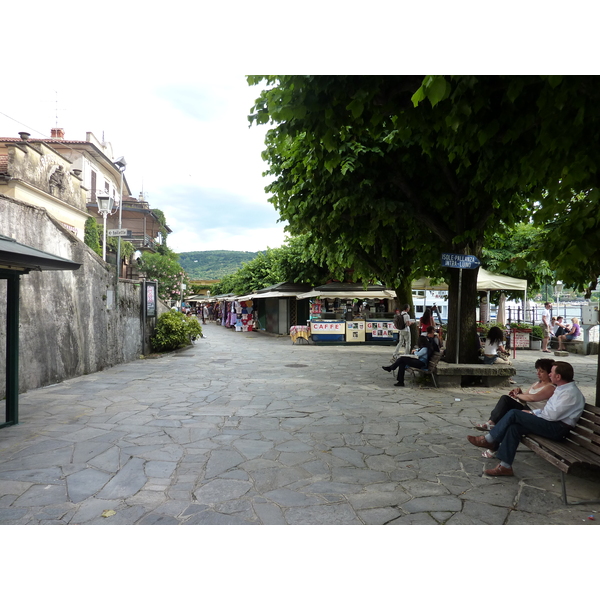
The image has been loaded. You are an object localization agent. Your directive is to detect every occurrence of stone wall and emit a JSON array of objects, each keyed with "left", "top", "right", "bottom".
[{"left": 0, "top": 195, "right": 167, "bottom": 395}]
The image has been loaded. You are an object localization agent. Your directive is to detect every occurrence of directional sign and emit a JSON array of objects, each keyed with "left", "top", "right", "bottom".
[
  {"left": 107, "top": 229, "right": 128, "bottom": 237},
  {"left": 441, "top": 253, "right": 481, "bottom": 269}
]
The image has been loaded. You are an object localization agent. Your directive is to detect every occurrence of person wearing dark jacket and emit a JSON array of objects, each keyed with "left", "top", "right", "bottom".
[{"left": 382, "top": 326, "right": 440, "bottom": 387}]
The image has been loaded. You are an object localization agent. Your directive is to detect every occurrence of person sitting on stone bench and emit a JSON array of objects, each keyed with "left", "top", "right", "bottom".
[
  {"left": 557, "top": 317, "right": 581, "bottom": 351},
  {"left": 482, "top": 326, "right": 510, "bottom": 365},
  {"left": 466, "top": 361, "right": 585, "bottom": 477},
  {"left": 550, "top": 316, "right": 567, "bottom": 348},
  {"left": 382, "top": 326, "right": 440, "bottom": 387}
]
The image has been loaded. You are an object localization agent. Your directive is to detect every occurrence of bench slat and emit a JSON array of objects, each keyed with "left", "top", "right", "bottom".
[
  {"left": 524, "top": 435, "right": 590, "bottom": 465},
  {"left": 565, "top": 434, "right": 600, "bottom": 459},
  {"left": 578, "top": 412, "right": 600, "bottom": 429},
  {"left": 521, "top": 439, "right": 571, "bottom": 473},
  {"left": 582, "top": 404, "right": 600, "bottom": 417},
  {"left": 523, "top": 435, "right": 600, "bottom": 470},
  {"left": 570, "top": 425, "right": 600, "bottom": 449}
]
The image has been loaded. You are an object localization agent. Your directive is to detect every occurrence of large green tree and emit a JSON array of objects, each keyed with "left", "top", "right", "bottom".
[
  {"left": 249, "top": 76, "right": 536, "bottom": 362},
  {"left": 482, "top": 222, "right": 554, "bottom": 300},
  {"left": 260, "top": 121, "right": 444, "bottom": 306}
]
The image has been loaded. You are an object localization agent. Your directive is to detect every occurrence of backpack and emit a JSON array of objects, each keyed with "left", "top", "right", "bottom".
[{"left": 395, "top": 313, "right": 407, "bottom": 330}]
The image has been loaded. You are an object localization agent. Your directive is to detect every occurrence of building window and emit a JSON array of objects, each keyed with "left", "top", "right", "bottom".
[{"left": 91, "top": 170, "right": 97, "bottom": 201}]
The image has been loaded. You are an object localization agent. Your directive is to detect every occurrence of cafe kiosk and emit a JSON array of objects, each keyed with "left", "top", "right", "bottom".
[{"left": 297, "top": 283, "right": 398, "bottom": 345}]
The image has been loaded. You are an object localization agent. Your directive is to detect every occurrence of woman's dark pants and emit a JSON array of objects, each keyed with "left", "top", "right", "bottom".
[{"left": 490, "top": 395, "right": 526, "bottom": 424}]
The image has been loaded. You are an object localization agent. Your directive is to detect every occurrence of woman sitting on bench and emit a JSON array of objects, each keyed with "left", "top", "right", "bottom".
[
  {"left": 482, "top": 326, "right": 510, "bottom": 364},
  {"left": 557, "top": 317, "right": 581, "bottom": 351},
  {"left": 382, "top": 326, "right": 440, "bottom": 387},
  {"left": 473, "top": 358, "right": 556, "bottom": 455}
]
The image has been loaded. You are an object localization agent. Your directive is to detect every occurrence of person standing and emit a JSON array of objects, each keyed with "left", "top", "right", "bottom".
[
  {"left": 541, "top": 301, "right": 552, "bottom": 353},
  {"left": 392, "top": 304, "right": 413, "bottom": 358},
  {"left": 419, "top": 307, "right": 437, "bottom": 336},
  {"left": 466, "top": 361, "right": 585, "bottom": 476}
]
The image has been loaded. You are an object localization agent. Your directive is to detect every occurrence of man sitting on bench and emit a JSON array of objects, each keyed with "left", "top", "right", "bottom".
[
  {"left": 382, "top": 326, "right": 440, "bottom": 387},
  {"left": 466, "top": 361, "right": 585, "bottom": 476}
]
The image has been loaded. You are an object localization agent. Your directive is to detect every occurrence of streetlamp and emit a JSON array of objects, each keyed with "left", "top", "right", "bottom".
[
  {"left": 114, "top": 157, "right": 127, "bottom": 283},
  {"left": 96, "top": 194, "right": 115, "bottom": 261},
  {"left": 555, "top": 280, "right": 564, "bottom": 318}
]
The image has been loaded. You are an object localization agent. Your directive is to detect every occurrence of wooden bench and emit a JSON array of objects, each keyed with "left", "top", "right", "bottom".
[
  {"left": 407, "top": 363, "right": 439, "bottom": 388},
  {"left": 434, "top": 362, "right": 516, "bottom": 387},
  {"left": 402, "top": 352, "right": 443, "bottom": 388},
  {"left": 521, "top": 403, "right": 600, "bottom": 505}
]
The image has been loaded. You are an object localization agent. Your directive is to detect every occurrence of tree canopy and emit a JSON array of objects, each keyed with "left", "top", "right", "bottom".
[{"left": 248, "top": 75, "right": 600, "bottom": 363}]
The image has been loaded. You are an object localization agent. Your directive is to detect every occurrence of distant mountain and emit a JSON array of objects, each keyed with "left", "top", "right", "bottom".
[{"left": 178, "top": 250, "right": 262, "bottom": 280}]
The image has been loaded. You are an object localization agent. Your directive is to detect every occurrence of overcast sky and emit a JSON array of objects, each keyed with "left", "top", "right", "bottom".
[{"left": 1, "top": 3, "right": 595, "bottom": 257}]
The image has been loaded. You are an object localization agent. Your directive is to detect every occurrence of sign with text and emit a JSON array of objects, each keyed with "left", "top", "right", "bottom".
[
  {"left": 441, "top": 253, "right": 481, "bottom": 269},
  {"left": 107, "top": 228, "right": 128, "bottom": 237},
  {"left": 513, "top": 332, "right": 530, "bottom": 348},
  {"left": 366, "top": 321, "right": 395, "bottom": 337},
  {"left": 145, "top": 281, "right": 157, "bottom": 318}
]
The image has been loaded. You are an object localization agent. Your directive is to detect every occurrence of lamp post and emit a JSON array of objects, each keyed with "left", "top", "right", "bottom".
[
  {"left": 96, "top": 194, "right": 115, "bottom": 262},
  {"left": 555, "top": 280, "right": 564, "bottom": 318},
  {"left": 114, "top": 157, "right": 127, "bottom": 285}
]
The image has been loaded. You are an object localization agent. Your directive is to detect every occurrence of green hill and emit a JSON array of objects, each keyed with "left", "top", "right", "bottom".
[{"left": 178, "top": 250, "right": 262, "bottom": 279}]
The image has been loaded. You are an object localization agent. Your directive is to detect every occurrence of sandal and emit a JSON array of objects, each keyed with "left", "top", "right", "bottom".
[
  {"left": 474, "top": 421, "right": 494, "bottom": 431},
  {"left": 481, "top": 449, "right": 497, "bottom": 459}
]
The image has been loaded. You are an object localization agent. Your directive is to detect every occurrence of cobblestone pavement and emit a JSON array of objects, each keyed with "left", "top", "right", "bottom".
[{"left": 1, "top": 322, "right": 599, "bottom": 525}]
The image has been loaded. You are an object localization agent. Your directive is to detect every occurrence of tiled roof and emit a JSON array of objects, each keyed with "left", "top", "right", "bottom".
[{"left": 0, "top": 137, "right": 89, "bottom": 145}]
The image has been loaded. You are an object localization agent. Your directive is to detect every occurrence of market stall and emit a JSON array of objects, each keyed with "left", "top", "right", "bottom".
[{"left": 297, "top": 283, "right": 398, "bottom": 345}]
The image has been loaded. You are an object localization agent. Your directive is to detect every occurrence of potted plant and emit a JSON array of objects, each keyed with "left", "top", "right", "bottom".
[{"left": 530, "top": 324, "right": 544, "bottom": 350}]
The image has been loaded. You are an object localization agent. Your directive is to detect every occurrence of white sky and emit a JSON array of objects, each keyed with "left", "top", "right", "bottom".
[{"left": 1, "top": 3, "right": 596, "bottom": 255}]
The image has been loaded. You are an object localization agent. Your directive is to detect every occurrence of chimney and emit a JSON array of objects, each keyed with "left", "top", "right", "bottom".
[
  {"left": 51, "top": 128, "right": 65, "bottom": 139},
  {"left": 18, "top": 132, "right": 31, "bottom": 141}
]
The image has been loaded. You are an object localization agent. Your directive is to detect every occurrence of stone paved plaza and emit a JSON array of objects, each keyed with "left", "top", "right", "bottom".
[{"left": 1, "top": 322, "right": 599, "bottom": 525}]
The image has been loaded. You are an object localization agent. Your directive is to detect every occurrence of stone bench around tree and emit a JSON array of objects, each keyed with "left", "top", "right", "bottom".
[{"left": 434, "top": 362, "right": 516, "bottom": 388}]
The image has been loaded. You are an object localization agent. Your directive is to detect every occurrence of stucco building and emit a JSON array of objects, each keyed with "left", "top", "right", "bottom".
[{"left": 0, "top": 129, "right": 132, "bottom": 241}]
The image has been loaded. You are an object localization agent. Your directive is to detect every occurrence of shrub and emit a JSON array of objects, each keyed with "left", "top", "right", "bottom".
[{"left": 150, "top": 311, "right": 203, "bottom": 352}]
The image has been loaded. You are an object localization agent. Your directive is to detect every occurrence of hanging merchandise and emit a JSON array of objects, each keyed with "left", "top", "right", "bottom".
[{"left": 235, "top": 314, "right": 243, "bottom": 332}]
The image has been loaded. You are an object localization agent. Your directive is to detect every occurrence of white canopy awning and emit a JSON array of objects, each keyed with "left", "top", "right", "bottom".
[
  {"left": 476, "top": 268, "right": 527, "bottom": 291},
  {"left": 296, "top": 289, "right": 396, "bottom": 299},
  {"left": 233, "top": 291, "right": 300, "bottom": 301},
  {"left": 411, "top": 268, "right": 527, "bottom": 292}
]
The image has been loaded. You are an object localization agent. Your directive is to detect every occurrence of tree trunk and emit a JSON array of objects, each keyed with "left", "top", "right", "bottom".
[
  {"left": 444, "top": 266, "right": 480, "bottom": 364},
  {"left": 393, "top": 279, "right": 413, "bottom": 311}
]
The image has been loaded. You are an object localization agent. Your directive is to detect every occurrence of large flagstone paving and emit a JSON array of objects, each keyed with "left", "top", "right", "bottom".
[{"left": 1, "top": 321, "right": 600, "bottom": 525}]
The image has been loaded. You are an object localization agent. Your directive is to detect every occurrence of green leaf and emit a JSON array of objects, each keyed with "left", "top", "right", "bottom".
[
  {"left": 427, "top": 77, "right": 449, "bottom": 107},
  {"left": 411, "top": 86, "right": 426, "bottom": 108},
  {"left": 346, "top": 98, "right": 364, "bottom": 119}
]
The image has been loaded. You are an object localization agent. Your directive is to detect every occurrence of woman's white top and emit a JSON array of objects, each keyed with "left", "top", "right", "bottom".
[{"left": 526, "top": 383, "right": 551, "bottom": 411}]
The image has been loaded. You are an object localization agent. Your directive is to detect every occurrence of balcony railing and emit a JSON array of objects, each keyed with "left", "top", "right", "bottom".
[{"left": 126, "top": 233, "right": 157, "bottom": 250}]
